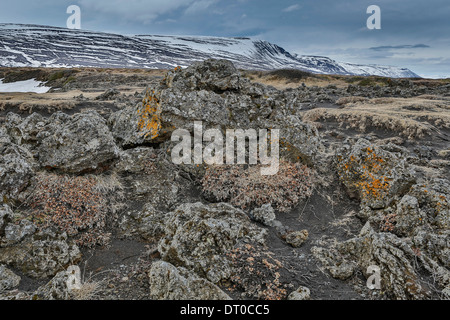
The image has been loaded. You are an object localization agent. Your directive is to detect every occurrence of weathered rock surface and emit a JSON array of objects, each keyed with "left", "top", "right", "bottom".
[
  {"left": 157, "top": 202, "right": 267, "bottom": 283},
  {"left": 4, "top": 110, "right": 120, "bottom": 174},
  {"left": 0, "top": 264, "right": 20, "bottom": 292},
  {"left": 336, "top": 138, "right": 416, "bottom": 210},
  {"left": 287, "top": 286, "right": 311, "bottom": 300},
  {"left": 149, "top": 260, "right": 231, "bottom": 300},
  {"left": 33, "top": 266, "right": 82, "bottom": 300},
  {"left": 95, "top": 88, "right": 120, "bottom": 101},
  {"left": 113, "top": 147, "right": 196, "bottom": 210},
  {"left": 311, "top": 246, "right": 356, "bottom": 281},
  {"left": 0, "top": 204, "right": 13, "bottom": 232},
  {"left": 35, "top": 111, "right": 119, "bottom": 173},
  {"left": 109, "top": 58, "right": 322, "bottom": 164},
  {"left": 311, "top": 222, "right": 449, "bottom": 299},
  {"left": 4, "top": 219, "right": 37, "bottom": 243},
  {"left": 0, "top": 141, "right": 35, "bottom": 202},
  {"left": 167, "top": 59, "right": 244, "bottom": 92},
  {"left": 5, "top": 112, "right": 47, "bottom": 150},
  {"left": 408, "top": 179, "right": 449, "bottom": 230},
  {"left": 250, "top": 203, "right": 276, "bottom": 226},
  {"left": 285, "top": 229, "right": 309, "bottom": 248},
  {"left": 0, "top": 229, "right": 81, "bottom": 278},
  {"left": 117, "top": 203, "right": 166, "bottom": 240}
]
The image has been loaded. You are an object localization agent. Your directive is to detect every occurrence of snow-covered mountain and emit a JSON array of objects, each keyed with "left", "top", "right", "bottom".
[{"left": 0, "top": 24, "right": 419, "bottom": 78}]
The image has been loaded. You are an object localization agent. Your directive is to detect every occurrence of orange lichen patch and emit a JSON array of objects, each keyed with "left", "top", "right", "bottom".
[
  {"left": 337, "top": 146, "right": 391, "bottom": 202},
  {"left": 137, "top": 89, "right": 161, "bottom": 139}
]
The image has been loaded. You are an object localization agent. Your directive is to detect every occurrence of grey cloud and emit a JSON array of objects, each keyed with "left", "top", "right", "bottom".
[
  {"left": 370, "top": 44, "right": 430, "bottom": 51},
  {"left": 282, "top": 4, "right": 301, "bottom": 12}
]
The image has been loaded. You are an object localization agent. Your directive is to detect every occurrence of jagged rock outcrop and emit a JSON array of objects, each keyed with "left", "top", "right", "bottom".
[
  {"left": 117, "top": 203, "right": 166, "bottom": 240},
  {"left": 167, "top": 59, "right": 244, "bottom": 92},
  {"left": 5, "top": 112, "right": 46, "bottom": 151},
  {"left": 0, "top": 229, "right": 81, "bottom": 278},
  {"left": 0, "top": 264, "right": 20, "bottom": 292},
  {"left": 0, "top": 141, "right": 35, "bottom": 202},
  {"left": 0, "top": 58, "right": 448, "bottom": 301},
  {"left": 109, "top": 59, "right": 322, "bottom": 164},
  {"left": 35, "top": 111, "right": 119, "bottom": 173},
  {"left": 312, "top": 221, "right": 450, "bottom": 299},
  {"left": 149, "top": 260, "right": 231, "bottom": 300},
  {"left": 113, "top": 147, "right": 196, "bottom": 210},
  {"left": 336, "top": 138, "right": 416, "bottom": 210},
  {"left": 3, "top": 110, "right": 120, "bottom": 173},
  {"left": 157, "top": 202, "right": 267, "bottom": 283},
  {"left": 33, "top": 266, "right": 85, "bottom": 300},
  {"left": 408, "top": 179, "right": 450, "bottom": 230},
  {"left": 33, "top": 269, "right": 72, "bottom": 300}
]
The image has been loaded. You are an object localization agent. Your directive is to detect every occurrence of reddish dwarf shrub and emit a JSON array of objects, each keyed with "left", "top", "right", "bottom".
[
  {"left": 226, "top": 242, "right": 288, "bottom": 300},
  {"left": 26, "top": 173, "right": 111, "bottom": 247},
  {"left": 380, "top": 212, "right": 397, "bottom": 232},
  {"left": 201, "top": 160, "right": 314, "bottom": 212}
]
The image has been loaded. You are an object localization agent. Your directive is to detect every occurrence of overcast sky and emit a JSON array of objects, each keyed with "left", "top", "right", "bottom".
[{"left": 1, "top": 0, "right": 449, "bottom": 78}]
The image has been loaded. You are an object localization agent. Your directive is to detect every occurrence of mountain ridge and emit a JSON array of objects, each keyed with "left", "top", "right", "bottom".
[{"left": 0, "top": 23, "right": 419, "bottom": 78}]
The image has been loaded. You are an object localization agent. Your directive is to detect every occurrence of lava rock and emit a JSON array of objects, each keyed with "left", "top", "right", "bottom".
[{"left": 149, "top": 260, "right": 231, "bottom": 300}]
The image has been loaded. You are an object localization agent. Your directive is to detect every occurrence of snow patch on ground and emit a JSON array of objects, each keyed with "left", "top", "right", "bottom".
[{"left": 0, "top": 78, "right": 50, "bottom": 93}]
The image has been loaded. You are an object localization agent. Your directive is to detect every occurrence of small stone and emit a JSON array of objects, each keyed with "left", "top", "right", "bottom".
[
  {"left": 285, "top": 229, "right": 309, "bottom": 248},
  {"left": 287, "top": 286, "right": 310, "bottom": 300},
  {"left": 251, "top": 203, "right": 276, "bottom": 226}
]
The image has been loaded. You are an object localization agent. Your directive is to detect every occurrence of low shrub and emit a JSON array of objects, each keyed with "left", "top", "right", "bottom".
[
  {"left": 226, "top": 242, "right": 288, "bottom": 300},
  {"left": 25, "top": 173, "right": 119, "bottom": 247},
  {"left": 201, "top": 160, "right": 314, "bottom": 212},
  {"left": 268, "top": 69, "right": 315, "bottom": 82}
]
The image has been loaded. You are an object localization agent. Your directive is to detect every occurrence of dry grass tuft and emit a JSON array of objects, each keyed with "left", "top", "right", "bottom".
[
  {"left": 304, "top": 96, "right": 450, "bottom": 139},
  {"left": 335, "top": 96, "right": 368, "bottom": 105},
  {"left": 70, "top": 280, "right": 103, "bottom": 300}
]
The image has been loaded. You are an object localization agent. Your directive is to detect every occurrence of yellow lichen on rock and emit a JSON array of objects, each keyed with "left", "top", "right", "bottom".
[
  {"left": 137, "top": 89, "right": 161, "bottom": 139},
  {"left": 337, "top": 146, "right": 391, "bottom": 203}
]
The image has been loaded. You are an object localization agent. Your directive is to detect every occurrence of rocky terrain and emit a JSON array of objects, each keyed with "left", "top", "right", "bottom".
[{"left": 0, "top": 59, "right": 449, "bottom": 300}]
